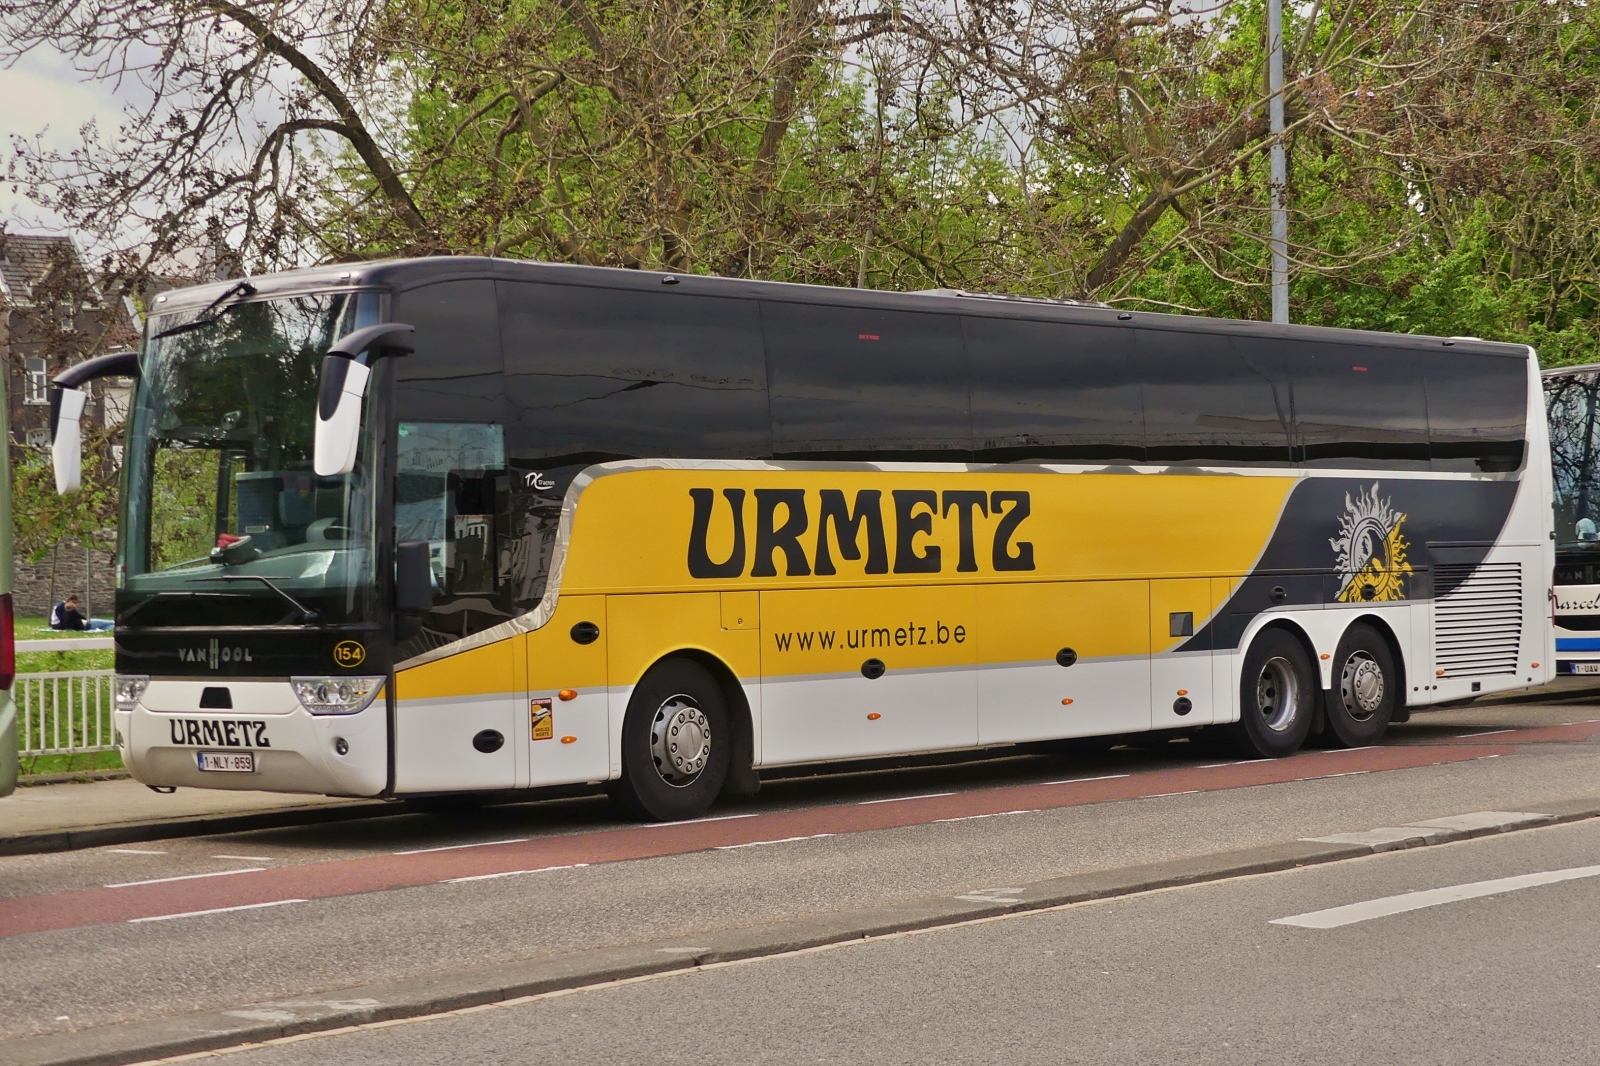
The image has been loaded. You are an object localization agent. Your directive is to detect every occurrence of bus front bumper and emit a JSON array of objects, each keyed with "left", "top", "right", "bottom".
[{"left": 121, "top": 679, "right": 387, "bottom": 797}]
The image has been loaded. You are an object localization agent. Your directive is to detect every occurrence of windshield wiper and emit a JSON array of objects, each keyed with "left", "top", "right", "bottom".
[
  {"left": 195, "top": 575, "right": 322, "bottom": 624},
  {"left": 151, "top": 280, "right": 258, "bottom": 339},
  {"left": 116, "top": 589, "right": 249, "bottom": 627}
]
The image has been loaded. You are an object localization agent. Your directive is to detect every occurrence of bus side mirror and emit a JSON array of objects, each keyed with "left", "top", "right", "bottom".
[
  {"left": 48, "top": 350, "right": 140, "bottom": 496},
  {"left": 312, "top": 323, "right": 414, "bottom": 478},
  {"left": 51, "top": 387, "right": 87, "bottom": 494}
]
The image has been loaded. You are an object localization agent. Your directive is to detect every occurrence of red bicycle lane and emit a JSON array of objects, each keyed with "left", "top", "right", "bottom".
[{"left": 11, "top": 723, "right": 1593, "bottom": 939}]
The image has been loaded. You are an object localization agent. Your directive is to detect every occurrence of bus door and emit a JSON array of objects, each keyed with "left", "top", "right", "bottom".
[
  {"left": 759, "top": 585, "right": 978, "bottom": 764},
  {"left": 1150, "top": 579, "right": 1216, "bottom": 728},
  {"left": 977, "top": 581, "right": 1150, "bottom": 745}
]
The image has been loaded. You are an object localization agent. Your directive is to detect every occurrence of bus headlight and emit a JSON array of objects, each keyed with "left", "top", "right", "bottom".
[
  {"left": 115, "top": 674, "right": 150, "bottom": 712},
  {"left": 290, "top": 677, "right": 384, "bottom": 715}
]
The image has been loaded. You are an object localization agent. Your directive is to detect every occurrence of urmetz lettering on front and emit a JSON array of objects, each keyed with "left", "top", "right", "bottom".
[
  {"left": 687, "top": 488, "right": 747, "bottom": 578},
  {"left": 167, "top": 719, "right": 270, "bottom": 747},
  {"left": 752, "top": 488, "right": 811, "bottom": 577}
]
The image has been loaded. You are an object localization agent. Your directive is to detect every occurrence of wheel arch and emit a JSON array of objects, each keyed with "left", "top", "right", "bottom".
[{"left": 648, "top": 647, "right": 760, "bottom": 800}]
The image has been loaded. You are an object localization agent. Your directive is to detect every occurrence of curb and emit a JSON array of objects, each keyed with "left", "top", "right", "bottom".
[
  {"left": 0, "top": 800, "right": 406, "bottom": 858},
  {"left": 9, "top": 798, "right": 1600, "bottom": 1066},
  {"left": 18, "top": 770, "right": 131, "bottom": 788}
]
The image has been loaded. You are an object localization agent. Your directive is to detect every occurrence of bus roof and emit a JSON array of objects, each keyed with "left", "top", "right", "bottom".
[{"left": 150, "top": 256, "right": 1531, "bottom": 360}]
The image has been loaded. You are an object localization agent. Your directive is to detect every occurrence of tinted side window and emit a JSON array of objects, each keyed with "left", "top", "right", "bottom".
[
  {"left": 1139, "top": 330, "right": 1292, "bottom": 464},
  {"left": 391, "top": 281, "right": 504, "bottom": 424},
  {"left": 1286, "top": 344, "right": 1430, "bottom": 469},
  {"left": 762, "top": 301, "right": 970, "bottom": 459},
  {"left": 1421, "top": 351, "right": 1527, "bottom": 472},
  {"left": 967, "top": 316, "right": 1143, "bottom": 462},
  {"left": 501, "top": 283, "right": 769, "bottom": 464}
]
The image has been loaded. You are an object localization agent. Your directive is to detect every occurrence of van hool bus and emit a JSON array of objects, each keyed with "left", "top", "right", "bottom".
[
  {"left": 1543, "top": 363, "right": 1600, "bottom": 674},
  {"left": 48, "top": 259, "right": 1552, "bottom": 819}
]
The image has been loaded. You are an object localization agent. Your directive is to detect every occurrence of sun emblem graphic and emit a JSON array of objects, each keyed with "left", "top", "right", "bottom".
[{"left": 1330, "top": 483, "right": 1412, "bottom": 603}]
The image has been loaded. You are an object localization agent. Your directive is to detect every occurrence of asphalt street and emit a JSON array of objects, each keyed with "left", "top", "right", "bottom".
[
  {"left": 4, "top": 696, "right": 1600, "bottom": 1059},
  {"left": 189, "top": 814, "right": 1600, "bottom": 1066}
]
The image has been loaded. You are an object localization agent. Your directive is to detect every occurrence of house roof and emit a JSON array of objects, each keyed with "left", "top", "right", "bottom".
[{"left": 0, "top": 231, "right": 89, "bottom": 308}]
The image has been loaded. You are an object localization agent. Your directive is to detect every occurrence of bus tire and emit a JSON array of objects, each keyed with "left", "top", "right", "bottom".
[
  {"left": 609, "top": 658, "right": 731, "bottom": 821},
  {"left": 1323, "top": 623, "right": 1396, "bottom": 748},
  {"left": 1228, "top": 629, "right": 1314, "bottom": 758}
]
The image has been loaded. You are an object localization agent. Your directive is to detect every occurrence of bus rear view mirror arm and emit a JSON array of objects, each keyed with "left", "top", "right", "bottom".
[
  {"left": 314, "top": 323, "right": 415, "bottom": 478},
  {"left": 48, "top": 350, "right": 141, "bottom": 495}
]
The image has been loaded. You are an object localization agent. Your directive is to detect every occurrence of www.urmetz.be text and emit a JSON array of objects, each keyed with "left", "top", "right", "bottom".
[{"left": 772, "top": 622, "right": 968, "bottom": 651}]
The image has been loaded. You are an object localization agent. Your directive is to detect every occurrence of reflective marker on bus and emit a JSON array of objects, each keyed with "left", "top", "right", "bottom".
[{"left": 54, "top": 259, "right": 1555, "bottom": 820}]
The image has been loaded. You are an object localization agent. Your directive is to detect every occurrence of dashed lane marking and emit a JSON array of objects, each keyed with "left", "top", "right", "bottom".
[
  {"left": 105, "top": 869, "right": 263, "bottom": 889},
  {"left": 394, "top": 838, "right": 529, "bottom": 856},
  {"left": 1271, "top": 864, "right": 1600, "bottom": 929},
  {"left": 129, "top": 900, "right": 308, "bottom": 924},
  {"left": 715, "top": 834, "right": 835, "bottom": 850},
  {"left": 858, "top": 792, "right": 957, "bottom": 805},
  {"left": 445, "top": 864, "right": 589, "bottom": 884}
]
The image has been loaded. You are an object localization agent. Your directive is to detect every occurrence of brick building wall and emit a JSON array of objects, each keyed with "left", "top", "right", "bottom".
[{"left": 12, "top": 538, "right": 116, "bottom": 619}]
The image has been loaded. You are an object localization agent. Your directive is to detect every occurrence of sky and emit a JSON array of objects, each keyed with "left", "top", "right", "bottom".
[{"left": 1, "top": 48, "right": 125, "bottom": 235}]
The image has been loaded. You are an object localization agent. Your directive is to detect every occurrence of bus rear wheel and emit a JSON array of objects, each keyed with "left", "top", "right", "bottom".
[
  {"left": 1228, "top": 629, "right": 1314, "bottom": 758},
  {"left": 1323, "top": 623, "right": 1396, "bottom": 748},
  {"left": 609, "top": 658, "right": 731, "bottom": 821}
]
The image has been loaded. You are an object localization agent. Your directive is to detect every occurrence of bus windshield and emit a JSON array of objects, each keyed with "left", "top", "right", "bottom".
[
  {"left": 119, "top": 292, "right": 382, "bottom": 627},
  {"left": 1547, "top": 368, "right": 1600, "bottom": 551}
]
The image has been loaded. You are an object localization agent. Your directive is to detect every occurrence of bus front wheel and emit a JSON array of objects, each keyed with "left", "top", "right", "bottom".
[
  {"left": 1229, "top": 629, "right": 1315, "bottom": 758},
  {"left": 609, "top": 658, "right": 731, "bottom": 821}
]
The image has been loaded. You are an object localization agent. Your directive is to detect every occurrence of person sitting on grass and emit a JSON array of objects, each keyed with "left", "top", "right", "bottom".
[{"left": 49, "top": 595, "right": 113, "bottom": 632}]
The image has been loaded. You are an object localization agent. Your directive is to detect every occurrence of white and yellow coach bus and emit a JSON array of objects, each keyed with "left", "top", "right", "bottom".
[{"left": 47, "top": 260, "right": 1552, "bottom": 819}]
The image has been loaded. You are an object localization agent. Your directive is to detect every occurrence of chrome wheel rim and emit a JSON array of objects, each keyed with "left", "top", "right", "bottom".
[
  {"left": 1255, "top": 656, "right": 1300, "bottom": 732},
  {"left": 650, "top": 695, "right": 711, "bottom": 787},
  {"left": 1340, "top": 651, "right": 1384, "bottom": 722}
]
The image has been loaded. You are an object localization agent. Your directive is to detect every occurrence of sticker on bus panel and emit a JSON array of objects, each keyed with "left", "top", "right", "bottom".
[
  {"left": 197, "top": 751, "right": 257, "bottom": 773},
  {"left": 531, "top": 698, "right": 553, "bottom": 741}
]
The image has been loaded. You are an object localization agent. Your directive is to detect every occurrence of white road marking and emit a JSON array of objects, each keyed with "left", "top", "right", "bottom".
[
  {"left": 715, "top": 834, "right": 835, "bottom": 850},
  {"left": 1142, "top": 790, "right": 1200, "bottom": 799},
  {"left": 108, "top": 849, "right": 168, "bottom": 856},
  {"left": 1041, "top": 773, "right": 1130, "bottom": 786},
  {"left": 129, "top": 899, "right": 307, "bottom": 924},
  {"left": 1318, "top": 771, "right": 1370, "bottom": 779},
  {"left": 935, "top": 809, "right": 1040, "bottom": 824},
  {"left": 641, "top": 812, "right": 759, "bottom": 828},
  {"left": 1457, "top": 729, "right": 1514, "bottom": 738},
  {"left": 106, "top": 868, "right": 263, "bottom": 889},
  {"left": 212, "top": 855, "right": 275, "bottom": 862},
  {"left": 394, "top": 838, "right": 529, "bottom": 856},
  {"left": 445, "top": 863, "right": 589, "bottom": 884},
  {"left": 1271, "top": 864, "right": 1600, "bottom": 929},
  {"left": 858, "top": 792, "right": 957, "bottom": 805}
]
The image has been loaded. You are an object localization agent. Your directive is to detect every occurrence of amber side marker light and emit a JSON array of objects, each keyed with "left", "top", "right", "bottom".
[
  {"left": 1531, "top": 662, "right": 1540, "bottom": 668},
  {"left": 1321, "top": 653, "right": 1331, "bottom": 660},
  {"left": 867, "top": 712, "right": 882, "bottom": 721},
  {"left": 1436, "top": 669, "right": 1446, "bottom": 676},
  {"left": 560, "top": 736, "right": 577, "bottom": 744},
  {"left": 1176, "top": 689, "right": 1188, "bottom": 696},
  {"left": 558, "top": 689, "right": 578, "bottom": 701},
  {"left": 1061, "top": 698, "right": 1074, "bottom": 705}
]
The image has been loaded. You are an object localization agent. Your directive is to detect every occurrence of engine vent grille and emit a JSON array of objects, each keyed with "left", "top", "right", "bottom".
[{"left": 1434, "top": 562, "right": 1523, "bottom": 676}]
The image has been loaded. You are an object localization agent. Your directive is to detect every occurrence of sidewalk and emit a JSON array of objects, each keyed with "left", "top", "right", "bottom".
[{"left": 0, "top": 777, "right": 400, "bottom": 856}]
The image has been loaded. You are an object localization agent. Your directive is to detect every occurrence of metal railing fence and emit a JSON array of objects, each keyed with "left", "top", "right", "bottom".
[{"left": 16, "top": 670, "right": 117, "bottom": 756}]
